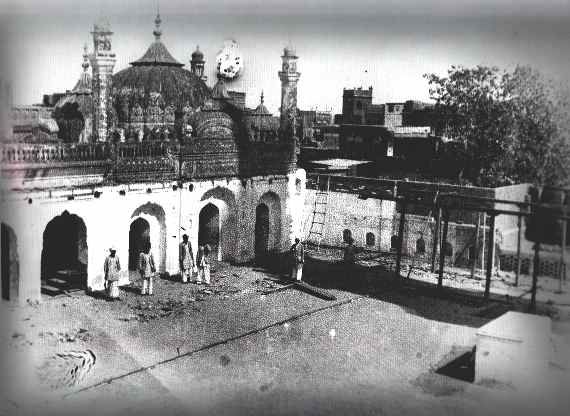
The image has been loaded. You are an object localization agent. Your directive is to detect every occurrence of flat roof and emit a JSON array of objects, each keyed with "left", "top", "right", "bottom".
[{"left": 311, "top": 159, "right": 373, "bottom": 168}]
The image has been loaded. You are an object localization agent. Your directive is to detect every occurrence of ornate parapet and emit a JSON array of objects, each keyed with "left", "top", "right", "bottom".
[{"left": 1, "top": 139, "right": 298, "bottom": 190}]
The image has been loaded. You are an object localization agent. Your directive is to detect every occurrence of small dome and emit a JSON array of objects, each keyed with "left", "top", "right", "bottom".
[
  {"left": 211, "top": 78, "right": 231, "bottom": 100},
  {"left": 194, "top": 99, "right": 236, "bottom": 139},
  {"left": 252, "top": 91, "right": 271, "bottom": 115},
  {"left": 283, "top": 44, "right": 296, "bottom": 57},
  {"left": 191, "top": 45, "right": 204, "bottom": 61}
]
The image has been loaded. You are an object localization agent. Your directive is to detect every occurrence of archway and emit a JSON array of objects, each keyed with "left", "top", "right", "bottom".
[
  {"left": 255, "top": 203, "right": 270, "bottom": 259},
  {"left": 130, "top": 203, "right": 167, "bottom": 274},
  {"left": 200, "top": 187, "right": 238, "bottom": 261},
  {"left": 129, "top": 218, "right": 150, "bottom": 273},
  {"left": 41, "top": 211, "right": 87, "bottom": 296},
  {"left": 343, "top": 229, "right": 352, "bottom": 244},
  {"left": 258, "top": 192, "right": 282, "bottom": 253},
  {"left": 199, "top": 203, "right": 220, "bottom": 258},
  {"left": 1, "top": 223, "right": 19, "bottom": 301}
]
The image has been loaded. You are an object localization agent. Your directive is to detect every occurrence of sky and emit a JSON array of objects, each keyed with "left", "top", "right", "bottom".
[{"left": 1, "top": 0, "right": 569, "bottom": 114}]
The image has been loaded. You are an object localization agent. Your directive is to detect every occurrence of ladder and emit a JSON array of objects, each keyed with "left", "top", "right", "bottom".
[{"left": 306, "top": 175, "right": 330, "bottom": 251}]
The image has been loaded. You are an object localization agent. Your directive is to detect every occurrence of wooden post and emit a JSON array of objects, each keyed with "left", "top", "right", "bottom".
[
  {"left": 431, "top": 207, "right": 442, "bottom": 273},
  {"left": 471, "top": 213, "right": 480, "bottom": 279},
  {"left": 515, "top": 215, "right": 522, "bottom": 287},
  {"left": 560, "top": 219, "right": 566, "bottom": 292},
  {"left": 530, "top": 242, "right": 540, "bottom": 312},
  {"left": 481, "top": 212, "right": 487, "bottom": 272},
  {"left": 484, "top": 214, "right": 495, "bottom": 299},
  {"left": 438, "top": 209, "right": 449, "bottom": 289},
  {"left": 395, "top": 199, "right": 407, "bottom": 278}
]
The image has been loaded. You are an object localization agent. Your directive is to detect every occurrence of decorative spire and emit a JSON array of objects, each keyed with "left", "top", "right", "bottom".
[
  {"left": 82, "top": 43, "right": 90, "bottom": 72},
  {"left": 260, "top": 90, "right": 265, "bottom": 105},
  {"left": 153, "top": 13, "right": 162, "bottom": 41}
]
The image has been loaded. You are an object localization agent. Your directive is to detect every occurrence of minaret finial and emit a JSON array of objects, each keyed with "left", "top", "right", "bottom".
[
  {"left": 82, "top": 43, "right": 90, "bottom": 72},
  {"left": 260, "top": 90, "right": 264, "bottom": 104},
  {"left": 153, "top": 11, "right": 162, "bottom": 41}
]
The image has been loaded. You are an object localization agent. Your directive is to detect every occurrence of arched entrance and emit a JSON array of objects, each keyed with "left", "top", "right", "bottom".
[
  {"left": 129, "top": 218, "right": 150, "bottom": 273},
  {"left": 41, "top": 211, "right": 87, "bottom": 296},
  {"left": 199, "top": 203, "right": 220, "bottom": 258},
  {"left": 255, "top": 203, "right": 270, "bottom": 260},
  {"left": 130, "top": 203, "right": 167, "bottom": 274},
  {"left": 258, "top": 192, "right": 282, "bottom": 254},
  {"left": 1, "top": 223, "right": 19, "bottom": 301}
]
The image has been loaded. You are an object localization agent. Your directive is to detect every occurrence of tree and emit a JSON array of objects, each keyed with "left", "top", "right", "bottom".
[{"left": 425, "top": 65, "right": 570, "bottom": 187}]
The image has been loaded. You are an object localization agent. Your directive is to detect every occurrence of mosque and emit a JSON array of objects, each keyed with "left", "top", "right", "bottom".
[{"left": 0, "top": 14, "right": 306, "bottom": 303}]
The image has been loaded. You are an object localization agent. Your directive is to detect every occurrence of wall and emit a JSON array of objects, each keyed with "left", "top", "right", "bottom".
[
  {"left": 0, "top": 169, "right": 306, "bottom": 303},
  {"left": 303, "top": 189, "right": 394, "bottom": 251}
]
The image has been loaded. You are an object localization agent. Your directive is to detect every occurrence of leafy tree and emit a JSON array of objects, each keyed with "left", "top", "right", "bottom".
[{"left": 425, "top": 65, "right": 570, "bottom": 187}]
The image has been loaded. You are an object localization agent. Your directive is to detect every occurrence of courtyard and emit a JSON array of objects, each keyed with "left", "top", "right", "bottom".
[{"left": 1, "top": 258, "right": 569, "bottom": 416}]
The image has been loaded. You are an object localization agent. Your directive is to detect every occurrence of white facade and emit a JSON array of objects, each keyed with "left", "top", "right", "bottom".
[{"left": 0, "top": 169, "right": 306, "bottom": 303}]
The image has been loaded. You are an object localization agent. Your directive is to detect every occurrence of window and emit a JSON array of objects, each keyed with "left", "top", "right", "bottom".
[
  {"left": 366, "top": 232, "right": 375, "bottom": 246},
  {"left": 356, "top": 101, "right": 363, "bottom": 110},
  {"left": 343, "top": 229, "right": 352, "bottom": 244},
  {"left": 390, "top": 235, "right": 399, "bottom": 251},
  {"left": 295, "top": 178, "right": 302, "bottom": 194},
  {"left": 416, "top": 236, "right": 426, "bottom": 254}
]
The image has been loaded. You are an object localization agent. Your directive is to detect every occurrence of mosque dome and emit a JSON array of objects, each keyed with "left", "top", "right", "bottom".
[
  {"left": 191, "top": 46, "right": 204, "bottom": 61},
  {"left": 194, "top": 78, "right": 236, "bottom": 139},
  {"left": 110, "top": 14, "right": 211, "bottom": 132},
  {"left": 53, "top": 46, "right": 94, "bottom": 143}
]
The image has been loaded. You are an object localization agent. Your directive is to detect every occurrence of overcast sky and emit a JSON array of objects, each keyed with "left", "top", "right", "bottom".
[{"left": 1, "top": 0, "right": 569, "bottom": 113}]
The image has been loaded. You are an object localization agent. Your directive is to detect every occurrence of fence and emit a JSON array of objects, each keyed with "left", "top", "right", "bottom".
[{"left": 303, "top": 174, "right": 569, "bottom": 310}]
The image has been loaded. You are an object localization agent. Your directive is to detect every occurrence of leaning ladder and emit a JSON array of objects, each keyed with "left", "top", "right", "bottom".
[{"left": 307, "top": 175, "right": 330, "bottom": 251}]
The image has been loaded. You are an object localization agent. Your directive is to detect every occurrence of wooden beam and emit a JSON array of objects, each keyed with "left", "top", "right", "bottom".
[
  {"left": 530, "top": 242, "right": 540, "bottom": 312},
  {"left": 484, "top": 214, "right": 496, "bottom": 299},
  {"left": 471, "top": 213, "right": 480, "bottom": 279},
  {"left": 438, "top": 209, "right": 449, "bottom": 289},
  {"left": 515, "top": 215, "right": 522, "bottom": 287},
  {"left": 395, "top": 199, "right": 407, "bottom": 278},
  {"left": 431, "top": 207, "right": 441, "bottom": 273}
]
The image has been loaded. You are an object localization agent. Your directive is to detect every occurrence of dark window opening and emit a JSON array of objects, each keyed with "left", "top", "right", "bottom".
[{"left": 366, "top": 232, "right": 375, "bottom": 246}]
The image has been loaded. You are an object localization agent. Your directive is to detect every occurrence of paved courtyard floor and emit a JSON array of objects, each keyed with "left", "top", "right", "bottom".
[{"left": 1, "top": 260, "right": 569, "bottom": 416}]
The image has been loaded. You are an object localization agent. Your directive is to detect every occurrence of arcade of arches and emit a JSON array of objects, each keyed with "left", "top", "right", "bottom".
[{"left": 0, "top": 172, "right": 307, "bottom": 302}]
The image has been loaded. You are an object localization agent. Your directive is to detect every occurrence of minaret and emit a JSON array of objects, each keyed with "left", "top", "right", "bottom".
[
  {"left": 278, "top": 45, "right": 301, "bottom": 140},
  {"left": 90, "top": 19, "right": 116, "bottom": 142},
  {"left": 190, "top": 45, "right": 207, "bottom": 82}
]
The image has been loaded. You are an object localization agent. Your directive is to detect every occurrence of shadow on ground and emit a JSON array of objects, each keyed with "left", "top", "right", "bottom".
[{"left": 255, "top": 251, "right": 557, "bottom": 328}]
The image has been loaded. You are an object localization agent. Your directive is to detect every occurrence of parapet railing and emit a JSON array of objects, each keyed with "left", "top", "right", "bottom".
[{"left": 1, "top": 142, "right": 112, "bottom": 163}]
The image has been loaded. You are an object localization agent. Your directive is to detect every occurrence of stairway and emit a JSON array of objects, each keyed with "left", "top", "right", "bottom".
[{"left": 306, "top": 175, "right": 330, "bottom": 251}]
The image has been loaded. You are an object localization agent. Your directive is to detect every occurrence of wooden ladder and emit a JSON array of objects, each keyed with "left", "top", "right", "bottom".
[{"left": 307, "top": 175, "right": 330, "bottom": 251}]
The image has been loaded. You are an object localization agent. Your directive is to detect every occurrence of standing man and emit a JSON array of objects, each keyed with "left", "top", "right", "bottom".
[
  {"left": 494, "top": 228, "right": 503, "bottom": 277},
  {"left": 139, "top": 241, "right": 156, "bottom": 295},
  {"left": 290, "top": 238, "right": 304, "bottom": 281},
  {"left": 104, "top": 246, "right": 121, "bottom": 300},
  {"left": 196, "top": 244, "right": 211, "bottom": 285},
  {"left": 179, "top": 234, "right": 195, "bottom": 283},
  {"left": 344, "top": 237, "right": 356, "bottom": 270}
]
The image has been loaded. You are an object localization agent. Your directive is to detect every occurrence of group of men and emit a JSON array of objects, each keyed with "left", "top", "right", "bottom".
[
  {"left": 103, "top": 234, "right": 212, "bottom": 300},
  {"left": 103, "top": 234, "right": 357, "bottom": 300}
]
